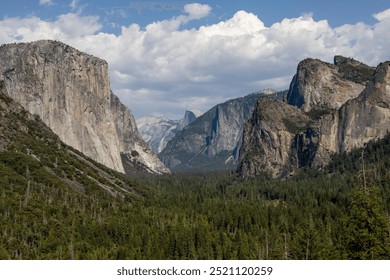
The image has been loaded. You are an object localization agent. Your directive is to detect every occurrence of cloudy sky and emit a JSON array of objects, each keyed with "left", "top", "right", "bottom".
[{"left": 1, "top": 1, "right": 390, "bottom": 119}]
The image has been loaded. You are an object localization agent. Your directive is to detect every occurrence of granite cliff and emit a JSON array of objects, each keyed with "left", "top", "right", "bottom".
[
  {"left": 159, "top": 90, "right": 284, "bottom": 172},
  {"left": 239, "top": 56, "right": 389, "bottom": 178},
  {"left": 287, "top": 55, "right": 374, "bottom": 112},
  {"left": 137, "top": 110, "right": 201, "bottom": 154},
  {"left": 0, "top": 40, "right": 169, "bottom": 175},
  {"left": 0, "top": 79, "right": 140, "bottom": 197}
]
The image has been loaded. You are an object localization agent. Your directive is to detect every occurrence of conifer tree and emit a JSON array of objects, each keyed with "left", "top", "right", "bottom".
[{"left": 344, "top": 185, "right": 390, "bottom": 259}]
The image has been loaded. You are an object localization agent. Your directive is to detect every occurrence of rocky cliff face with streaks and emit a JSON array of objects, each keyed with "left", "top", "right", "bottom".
[
  {"left": 159, "top": 90, "right": 284, "bottom": 172},
  {"left": 239, "top": 56, "right": 390, "bottom": 178},
  {"left": 0, "top": 40, "right": 169, "bottom": 175},
  {"left": 137, "top": 110, "right": 201, "bottom": 154},
  {"left": 286, "top": 56, "right": 374, "bottom": 112}
]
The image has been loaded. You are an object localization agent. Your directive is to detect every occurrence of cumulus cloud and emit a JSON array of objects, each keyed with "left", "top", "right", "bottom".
[
  {"left": 373, "top": 8, "right": 390, "bottom": 21},
  {"left": 184, "top": 3, "right": 212, "bottom": 20},
  {"left": 0, "top": 4, "right": 390, "bottom": 119},
  {"left": 0, "top": 13, "right": 101, "bottom": 42},
  {"left": 39, "top": 0, "right": 54, "bottom": 6}
]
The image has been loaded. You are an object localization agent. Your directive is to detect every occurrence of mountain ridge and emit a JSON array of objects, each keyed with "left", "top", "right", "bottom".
[
  {"left": 160, "top": 90, "right": 286, "bottom": 172},
  {"left": 239, "top": 56, "right": 390, "bottom": 178},
  {"left": 0, "top": 40, "right": 169, "bottom": 175},
  {"left": 137, "top": 110, "right": 201, "bottom": 154}
]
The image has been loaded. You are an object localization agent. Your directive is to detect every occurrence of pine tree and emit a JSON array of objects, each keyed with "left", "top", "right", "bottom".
[{"left": 343, "top": 186, "right": 390, "bottom": 259}]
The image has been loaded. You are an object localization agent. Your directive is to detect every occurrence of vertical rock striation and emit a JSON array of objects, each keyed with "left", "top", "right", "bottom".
[
  {"left": 0, "top": 40, "right": 169, "bottom": 175},
  {"left": 287, "top": 57, "right": 374, "bottom": 112},
  {"left": 137, "top": 110, "right": 201, "bottom": 154},
  {"left": 239, "top": 56, "right": 390, "bottom": 178},
  {"left": 159, "top": 91, "right": 284, "bottom": 172}
]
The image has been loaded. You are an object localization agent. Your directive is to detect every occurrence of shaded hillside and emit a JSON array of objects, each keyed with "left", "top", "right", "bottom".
[
  {"left": 0, "top": 81, "right": 147, "bottom": 258},
  {"left": 1, "top": 86, "right": 390, "bottom": 259}
]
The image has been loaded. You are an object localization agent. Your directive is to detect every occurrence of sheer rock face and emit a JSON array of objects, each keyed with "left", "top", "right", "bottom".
[
  {"left": 239, "top": 57, "right": 390, "bottom": 178},
  {"left": 0, "top": 40, "right": 169, "bottom": 175},
  {"left": 159, "top": 92, "right": 273, "bottom": 172},
  {"left": 286, "top": 57, "right": 374, "bottom": 112},
  {"left": 137, "top": 110, "right": 200, "bottom": 154},
  {"left": 314, "top": 61, "right": 390, "bottom": 168},
  {"left": 238, "top": 97, "right": 319, "bottom": 177}
]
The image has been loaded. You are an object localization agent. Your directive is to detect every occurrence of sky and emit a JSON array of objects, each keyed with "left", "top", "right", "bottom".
[{"left": 1, "top": 1, "right": 390, "bottom": 119}]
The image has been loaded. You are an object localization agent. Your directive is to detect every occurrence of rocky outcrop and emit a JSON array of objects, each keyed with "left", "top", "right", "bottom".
[
  {"left": 313, "top": 61, "right": 390, "bottom": 168},
  {"left": 160, "top": 90, "right": 284, "bottom": 172},
  {"left": 239, "top": 56, "right": 389, "bottom": 178},
  {"left": 287, "top": 56, "right": 374, "bottom": 112},
  {"left": 137, "top": 110, "right": 201, "bottom": 154},
  {"left": 238, "top": 97, "right": 315, "bottom": 177},
  {"left": 0, "top": 40, "right": 169, "bottom": 175}
]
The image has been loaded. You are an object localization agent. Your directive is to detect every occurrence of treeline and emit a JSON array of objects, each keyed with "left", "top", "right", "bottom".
[{"left": 1, "top": 102, "right": 390, "bottom": 259}]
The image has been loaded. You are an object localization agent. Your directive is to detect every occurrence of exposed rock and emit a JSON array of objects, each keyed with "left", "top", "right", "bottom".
[
  {"left": 238, "top": 97, "right": 315, "bottom": 177},
  {"left": 287, "top": 57, "right": 374, "bottom": 112},
  {"left": 0, "top": 81, "right": 140, "bottom": 197},
  {"left": 314, "top": 61, "right": 390, "bottom": 168},
  {"left": 137, "top": 110, "right": 201, "bottom": 154},
  {"left": 160, "top": 90, "right": 285, "bottom": 172},
  {"left": 0, "top": 40, "right": 169, "bottom": 175},
  {"left": 239, "top": 57, "right": 390, "bottom": 178}
]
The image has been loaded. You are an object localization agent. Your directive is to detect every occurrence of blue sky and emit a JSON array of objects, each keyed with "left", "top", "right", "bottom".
[
  {"left": 1, "top": 1, "right": 390, "bottom": 119},
  {"left": 3, "top": 1, "right": 389, "bottom": 29}
]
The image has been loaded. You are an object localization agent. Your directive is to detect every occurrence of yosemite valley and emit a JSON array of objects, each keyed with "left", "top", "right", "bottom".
[{"left": 0, "top": 41, "right": 389, "bottom": 259}]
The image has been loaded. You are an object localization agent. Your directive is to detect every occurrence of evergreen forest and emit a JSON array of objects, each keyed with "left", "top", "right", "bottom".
[{"left": 1, "top": 90, "right": 390, "bottom": 260}]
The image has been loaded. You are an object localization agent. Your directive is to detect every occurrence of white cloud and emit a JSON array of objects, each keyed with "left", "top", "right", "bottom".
[
  {"left": 184, "top": 3, "right": 212, "bottom": 20},
  {"left": 69, "top": 0, "right": 79, "bottom": 10},
  {"left": 0, "top": 13, "right": 101, "bottom": 42},
  {"left": 39, "top": 0, "right": 53, "bottom": 6},
  {"left": 0, "top": 6, "right": 390, "bottom": 119},
  {"left": 373, "top": 8, "right": 390, "bottom": 21}
]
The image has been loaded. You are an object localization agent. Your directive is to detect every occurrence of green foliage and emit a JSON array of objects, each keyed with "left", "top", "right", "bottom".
[
  {"left": 1, "top": 155, "right": 390, "bottom": 260},
  {"left": 1, "top": 89, "right": 390, "bottom": 260},
  {"left": 342, "top": 186, "right": 390, "bottom": 259},
  {"left": 282, "top": 118, "right": 310, "bottom": 134},
  {"left": 306, "top": 108, "right": 333, "bottom": 120}
]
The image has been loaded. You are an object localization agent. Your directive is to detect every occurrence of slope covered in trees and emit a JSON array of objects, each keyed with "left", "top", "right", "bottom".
[{"left": 1, "top": 83, "right": 390, "bottom": 259}]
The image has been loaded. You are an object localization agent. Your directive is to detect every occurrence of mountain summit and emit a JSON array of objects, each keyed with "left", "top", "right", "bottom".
[
  {"left": 137, "top": 110, "right": 201, "bottom": 154},
  {"left": 159, "top": 90, "right": 284, "bottom": 172},
  {"left": 0, "top": 40, "right": 169, "bottom": 175},
  {"left": 238, "top": 56, "right": 390, "bottom": 178}
]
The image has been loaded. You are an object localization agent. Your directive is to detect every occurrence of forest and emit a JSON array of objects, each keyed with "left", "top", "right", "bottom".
[
  {"left": 1, "top": 90, "right": 390, "bottom": 259},
  {"left": 1, "top": 142, "right": 389, "bottom": 260}
]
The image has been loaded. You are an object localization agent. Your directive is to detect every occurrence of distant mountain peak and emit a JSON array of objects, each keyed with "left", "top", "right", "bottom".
[
  {"left": 159, "top": 91, "right": 276, "bottom": 172},
  {"left": 137, "top": 110, "right": 201, "bottom": 154}
]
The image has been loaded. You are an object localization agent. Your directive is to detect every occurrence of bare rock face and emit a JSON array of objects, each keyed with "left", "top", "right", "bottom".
[
  {"left": 159, "top": 92, "right": 275, "bottom": 172},
  {"left": 287, "top": 57, "right": 374, "bottom": 112},
  {"left": 0, "top": 40, "right": 169, "bottom": 175},
  {"left": 314, "top": 61, "right": 390, "bottom": 168},
  {"left": 239, "top": 56, "right": 390, "bottom": 178},
  {"left": 137, "top": 110, "right": 201, "bottom": 154},
  {"left": 238, "top": 97, "right": 314, "bottom": 177}
]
